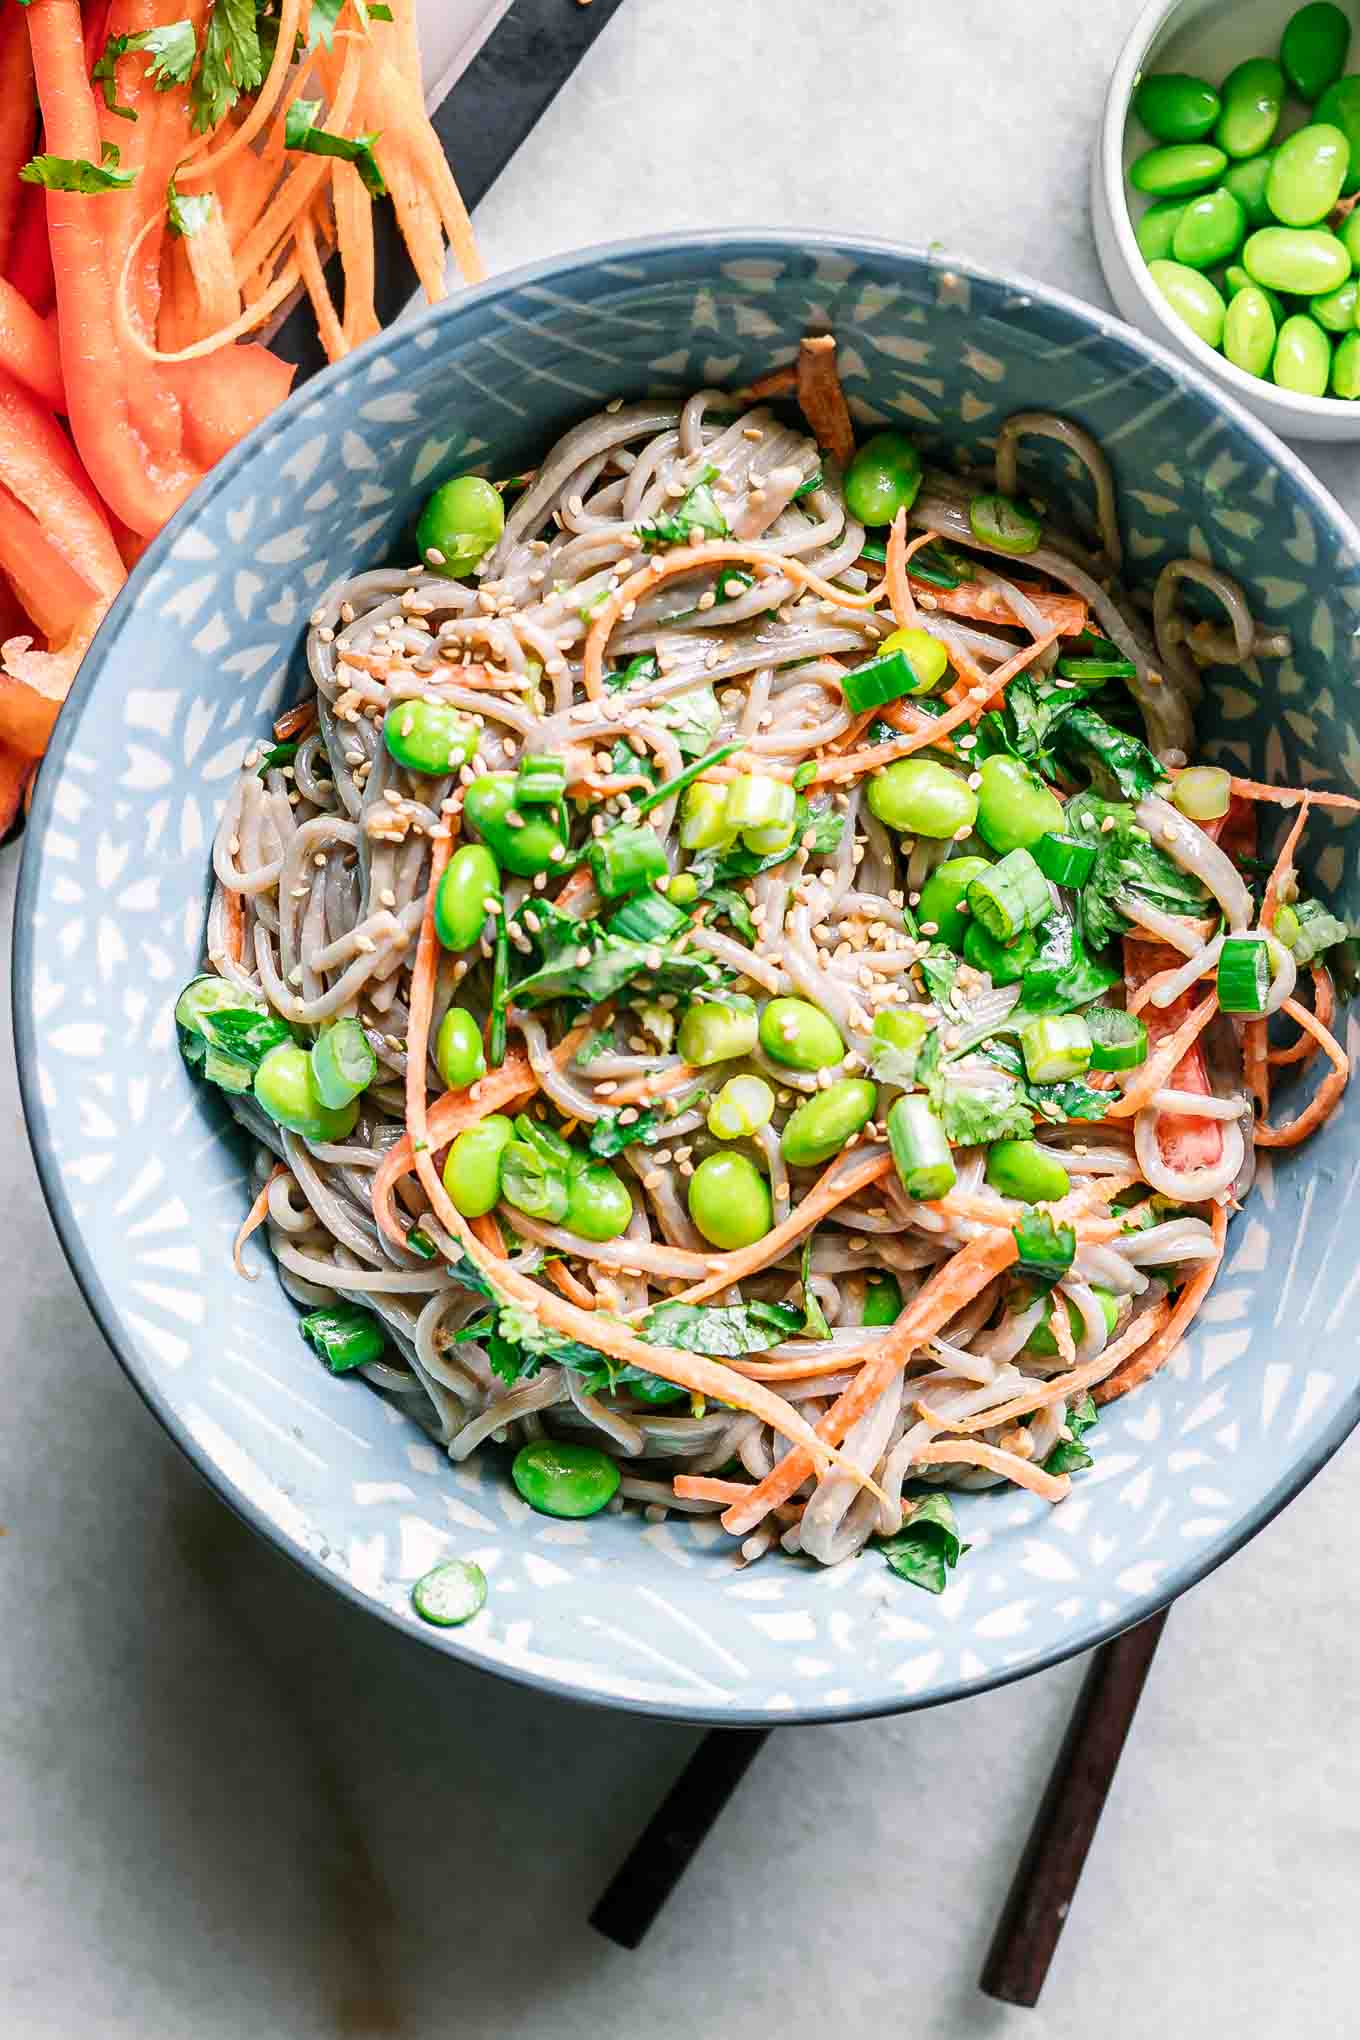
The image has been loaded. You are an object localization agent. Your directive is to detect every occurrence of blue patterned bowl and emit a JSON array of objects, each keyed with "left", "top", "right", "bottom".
[{"left": 17, "top": 234, "right": 1360, "bottom": 1724}]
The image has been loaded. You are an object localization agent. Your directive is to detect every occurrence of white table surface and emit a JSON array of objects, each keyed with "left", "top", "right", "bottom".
[{"left": 5, "top": 4, "right": 1359, "bottom": 2035}]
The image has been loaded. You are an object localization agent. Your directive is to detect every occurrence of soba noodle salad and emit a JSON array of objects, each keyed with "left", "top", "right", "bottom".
[{"left": 181, "top": 335, "right": 1356, "bottom": 1595}]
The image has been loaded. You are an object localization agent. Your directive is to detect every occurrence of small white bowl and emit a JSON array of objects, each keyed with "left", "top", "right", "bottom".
[{"left": 1093, "top": 0, "right": 1360, "bottom": 441}]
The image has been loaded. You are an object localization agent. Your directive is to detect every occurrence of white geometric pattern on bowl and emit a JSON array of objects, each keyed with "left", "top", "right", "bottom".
[{"left": 16, "top": 233, "right": 1360, "bottom": 1724}]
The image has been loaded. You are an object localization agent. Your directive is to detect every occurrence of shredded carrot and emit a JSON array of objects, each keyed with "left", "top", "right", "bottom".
[
  {"left": 295, "top": 206, "right": 348, "bottom": 364},
  {"left": 736, "top": 362, "right": 798, "bottom": 401},
  {"left": 908, "top": 1438, "right": 1071, "bottom": 1502},
  {"left": 605, "top": 1063, "right": 702, "bottom": 1108},
  {"left": 273, "top": 700, "right": 319, "bottom": 743},
  {"left": 176, "top": 0, "right": 305, "bottom": 187},
  {"left": 1227, "top": 776, "right": 1360, "bottom": 813},
  {"left": 948, "top": 1306, "right": 1172, "bottom": 1436},
  {"left": 1095, "top": 1208, "right": 1227, "bottom": 1404},
  {"left": 222, "top": 887, "right": 245, "bottom": 966},
  {"left": 1263, "top": 798, "right": 1311, "bottom": 929},
  {"left": 546, "top": 1260, "right": 598, "bottom": 1311},
  {"left": 1050, "top": 1295, "right": 1077, "bottom": 1368},
  {"left": 1104, "top": 995, "right": 1219, "bottom": 1117},
  {"left": 812, "top": 629, "right": 1062, "bottom": 785},
  {"left": 469, "top": 1211, "right": 505, "bottom": 1259},
  {"left": 910, "top": 578, "right": 1087, "bottom": 637},
  {"left": 719, "top": 1226, "right": 1021, "bottom": 1537},
  {"left": 1252, "top": 998, "right": 1349, "bottom": 1146},
  {"left": 796, "top": 333, "right": 855, "bottom": 469},
  {"left": 1268, "top": 964, "right": 1334, "bottom": 1068},
  {"left": 233, "top": 1163, "right": 287, "bottom": 1279},
  {"left": 884, "top": 518, "right": 946, "bottom": 630}
]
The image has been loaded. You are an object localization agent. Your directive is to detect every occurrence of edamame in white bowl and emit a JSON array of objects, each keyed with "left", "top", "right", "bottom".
[{"left": 1094, "top": 0, "right": 1360, "bottom": 440}]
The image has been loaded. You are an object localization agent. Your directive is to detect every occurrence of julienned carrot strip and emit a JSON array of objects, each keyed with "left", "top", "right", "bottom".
[
  {"left": 378, "top": 846, "right": 883, "bottom": 1495},
  {"left": 909, "top": 1440, "right": 1071, "bottom": 1502},
  {"left": 169, "top": 345, "right": 296, "bottom": 469},
  {"left": 296, "top": 208, "right": 348, "bottom": 363},
  {"left": 546, "top": 1259, "right": 598, "bottom": 1311},
  {"left": 0, "top": 279, "right": 64, "bottom": 411},
  {"left": 1104, "top": 992, "right": 1219, "bottom": 1118},
  {"left": 175, "top": 0, "right": 305, "bottom": 187},
  {"left": 181, "top": 195, "right": 241, "bottom": 341},
  {"left": 0, "top": 6, "right": 36, "bottom": 278},
  {"left": 27, "top": 0, "right": 201, "bottom": 533},
  {"left": 946, "top": 1308, "right": 1172, "bottom": 1436},
  {"left": 796, "top": 334, "right": 854, "bottom": 470},
  {"left": 273, "top": 700, "right": 318, "bottom": 743},
  {"left": 1228, "top": 775, "right": 1360, "bottom": 813},
  {"left": 369, "top": 54, "right": 483, "bottom": 287},
  {"left": 718, "top": 1227, "right": 1021, "bottom": 1538},
  {"left": 335, "top": 162, "right": 379, "bottom": 350},
  {"left": 232, "top": 40, "right": 362, "bottom": 286},
  {"left": 222, "top": 887, "right": 245, "bottom": 967},
  {"left": 1269, "top": 965, "right": 1334, "bottom": 1069},
  {"left": 581, "top": 542, "right": 885, "bottom": 698},
  {"left": 233, "top": 1163, "right": 287, "bottom": 1278},
  {"left": 885, "top": 516, "right": 933, "bottom": 629},
  {"left": 1252, "top": 998, "right": 1349, "bottom": 1146},
  {"left": 1095, "top": 1206, "right": 1227, "bottom": 1405},
  {"left": 910, "top": 578, "right": 1087, "bottom": 637},
  {"left": 666, "top": 1152, "right": 895, "bottom": 1309},
  {"left": 1262, "top": 798, "right": 1311, "bottom": 929},
  {"left": 812, "top": 630, "right": 1061, "bottom": 785}
]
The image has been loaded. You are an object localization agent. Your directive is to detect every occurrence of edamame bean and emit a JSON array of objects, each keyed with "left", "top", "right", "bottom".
[
  {"left": 1135, "top": 197, "right": 1188, "bottom": 262},
  {"left": 862, "top": 1273, "right": 903, "bottom": 1327},
  {"left": 1225, "top": 265, "right": 1284, "bottom": 319},
  {"left": 1313, "top": 76, "right": 1360, "bottom": 193},
  {"left": 1333, "top": 330, "right": 1360, "bottom": 396},
  {"left": 1130, "top": 142, "right": 1228, "bottom": 195},
  {"left": 384, "top": 700, "right": 479, "bottom": 776},
  {"left": 1280, "top": 1, "right": 1350, "bottom": 101},
  {"left": 253, "top": 1043, "right": 359, "bottom": 1141},
  {"left": 975, "top": 753, "right": 1064, "bottom": 855},
  {"left": 511, "top": 1440, "right": 620, "bottom": 1519},
  {"left": 1224, "top": 284, "right": 1278, "bottom": 375},
  {"left": 707, "top": 1074, "right": 775, "bottom": 1140},
  {"left": 780, "top": 1078, "right": 878, "bottom": 1168},
  {"left": 1221, "top": 152, "right": 1277, "bottom": 228},
  {"left": 1272, "top": 312, "right": 1332, "bottom": 393},
  {"left": 1171, "top": 187, "right": 1246, "bottom": 268},
  {"left": 416, "top": 475, "right": 505, "bottom": 576},
  {"left": 985, "top": 1139, "right": 1070, "bottom": 1203},
  {"left": 962, "top": 919, "right": 1040, "bottom": 983},
  {"left": 434, "top": 842, "right": 501, "bottom": 951},
  {"left": 867, "top": 757, "right": 978, "bottom": 839},
  {"left": 1214, "top": 57, "right": 1284, "bottom": 159},
  {"left": 1242, "top": 225, "right": 1350, "bottom": 295},
  {"left": 915, "top": 855, "right": 992, "bottom": 946},
  {"left": 462, "top": 773, "right": 566, "bottom": 876},
  {"left": 1266, "top": 122, "right": 1350, "bottom": 227},
  {"left": 676, "top": 1000, "right": 759, "bottom": 1066},
  {"left": 843, "top": 431, "right": 923, "bottom": 526},
  {"left": 442, "top": 1114, "right": 514, "bottom": 1217},
  {"left": 1134, "top": 71, "right": 1221, "bottom": 143},
  {"left": 1147, "top": 259, "right": 1227, "bottom": 347},
  {"left": 1310, "top": 276, "right": 1359, "bottom": 329},
  {"left": 687, "top": 1152, "right": 772, "bottom": 1249},
  {"left": 564, "top": 1162, "right": 633, "bottom": 1242},
  {"left": 435, "top": 1008, "right": 486, "bottom": 1091},
  {"left": 758, "top": 997, "right": 843, "bottom": 1071},
  {"left": 1339, "top": 205, "right": 1360, "bottom": 267}
]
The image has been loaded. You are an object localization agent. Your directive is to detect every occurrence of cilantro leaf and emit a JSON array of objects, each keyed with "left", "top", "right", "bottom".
[
  {"left": 1044, "top": 1390, "right": 1099, "bottom": 1475},
  {"left": 1055, "top": 706, "right": 1167, "bottom": 803},
  {"left": 917, "top": 944, "right": 960, "bottom": 1011},
  {"left": 193, "top": 0, "right": 264, "bottom": 132},
  {"left": 1031, "top": 1077, "right": 1112, "bottom": 1123},
  {"left": 1012, "top": 1207, "right": 1076, "bottom": 1290},
  {"left": 587, "top": 1103, "right": 665, "bottom": 1157},
  {"left": 637, "top": 465, "right": 729, "bottom": 549},
  {"left": 928, "top": 1054, "right": 1034, "bottom": 1144},
  {"left": 640, "top": 1299, "right": 803, "bottom": 1357},
  {"left": 20, "top": 145, "right": 136, "bottom": 194},
  {"left": 284, "top": 98, "right": 386, "bottom": 197},
  {"left": 510, "top": 900, "right": 721, "bottom": 1007},
  {"left": 799, "top": 1236, "right": 831, "bottom": 1341},
  {"left": 166, "top": 177, "right": 215, "bottom": 238},
  {"left": 93, "top": 20, "right": 196, "bottom": 118},
  {"left": 876, "top": 1490, "right": 969, "bottom": 1595},
  {"left": 701, "top": 885, "right": 756, "bottom": 945},
  {"left": 610, "top": 737, "right": 659, "bottom": 786},
  {"left": 1065, "top": 791, "right": 1210, "bottom": 951},
  {"left": 1016, "top": 912, "right": 1120, "bottom": 1017},
  {"left": 652, "top": 684, "right": 722, "bottom": 758},
  {"left": 307, "top": 0, "right": 346, "bottom": 47}
]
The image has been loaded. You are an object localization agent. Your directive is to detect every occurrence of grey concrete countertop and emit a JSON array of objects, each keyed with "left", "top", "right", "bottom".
[{"left": 4, "top": 4, "right": 1358, "bottom": 2036}]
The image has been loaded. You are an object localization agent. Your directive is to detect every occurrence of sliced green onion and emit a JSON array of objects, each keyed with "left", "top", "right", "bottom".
[
  {"left": 405, "top": 1227, "right": 438, "bottom": 1261},
  {"left": 679, "top": 781, "right": 737, "bottom": 850},
  {"left": 792, "top": 468, "right": 823, "bottom": 500},
  {"left": 588, "top": 823, "right": 669, "bottom": 897},
  {"left": 488, "top": 914, "right": 509, "bottom": 1066},
  {"left": 1055, "top": 630, "right": 1137, "bottom": 682},
  {"left": 1216, "top": 934, "right": 1270, "bottom": 1014},
  {"left": 1286, "top": 897, "right": 1349, "bottom": 965},
  {"left": 841, "top": 649, "right": 916, "bottom": 715},
  {"left": 1012, "top": 1206, "right": 1076, "bottom": 1287},
  {"left": 175, "top": 973, "right": 253, "bottom": 1060},
  {"left": 1085, "top": 1006, "right": 1149, "bottom": 1071},
  {"left": 968, "top": 492, "right": 1042, "bottom": 556},
  {"left": 411, "top": 1558, "right": 487, "bottom": 1627},
  {"left": 311, "top": 1017, "right": 376, "bottom": 1109},
  {"left": 257, "top": 740, "right": 298, "bottom": 776},
  {"left": 887, "top": 1094, "right": 957, "bottom": 1202},
  {"left": 1171, "top": 765, "right": 1232, "bottom": 822},
  {"left": 910, "top": 541, "right": 973, "bottom": 588},
  {"left": 858, "top": 538, "right": 887, "bottom": 564},
  {"left": 792, "top": 761, "right": 817, "bottom": 790},
  {"left": 516, "top": 754, "right": 566, "bottom": 805},
  {"left": 299, "top": 1303, "right": 386, "bottom": 1372},
  {"left": 725, "top": 774, "right": 796, "bottom": 839},
  {"left": 707, "top": 1074, "right": 776, "bottom": 1140},
  {"left": 1032, "top": 831, "right": 1097, "bottom": 887},
  {"left": 606, "top": 891, "right": 692, "bottom": 943},
  {"left": 203, "top": 1044, "right": 254, "bottom": 1092},
  {"left": 1019, "top": 1014, "right": 1093, "bottom": 1084},
  {"left": 625, "top": 740, "right": 744, "bottom": 826},
  {"left": 967, "top": 849, "right": 1053, "bottom": 942}
]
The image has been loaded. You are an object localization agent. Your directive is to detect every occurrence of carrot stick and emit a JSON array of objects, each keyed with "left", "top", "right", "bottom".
[
  {"left": 812, "top": 630, "right": 1061, "bottom": 785},
  {"left": 1095, "top": 1206, "right": 1227, "bottom": 1404},
  {"left": 796, "top": 334, "right": 854, "bottom": 469},
  {"left": 168, "top": 345, "right": 296, "bottom": 468},
  {"left": 0, "top": 6, "right": 36, "bottom": 278},
  {"left": 1252, "top": 998, "right": 1349, "bottom": 1146},
  {"left": 718, "top": 1227, "right": 1021, "bottom": 1537},
  {"left": 0, "top": 278, "right": 65, "bottom": 411},
  {"left": 5, "top": 187, "right": 55, "bottom": 316},
  {"left": 0, "top": 741, "right": 33, "bottom": 839},
  {"left": 0, "top": 368, "right": 124, "bottom": 602},
  {"left": 0, "top": 484, "right": 99, "bottom": 641},
  {"left": 27, "top": 0, "right": 201, "bottom": 533}
]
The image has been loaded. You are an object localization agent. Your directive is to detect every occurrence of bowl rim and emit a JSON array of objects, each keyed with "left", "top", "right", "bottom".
[
  {"left": 15, "top": 225, "right": 1360, "bottom": 1726},
  {"left": 1101, "top": 0, "right": 1360, "bottom": 424}
]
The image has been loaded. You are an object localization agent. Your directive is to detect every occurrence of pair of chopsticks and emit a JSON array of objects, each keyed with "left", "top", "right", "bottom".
[{"left": 592, "top": 1612, "right": 1168, "bottom": 2003}]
